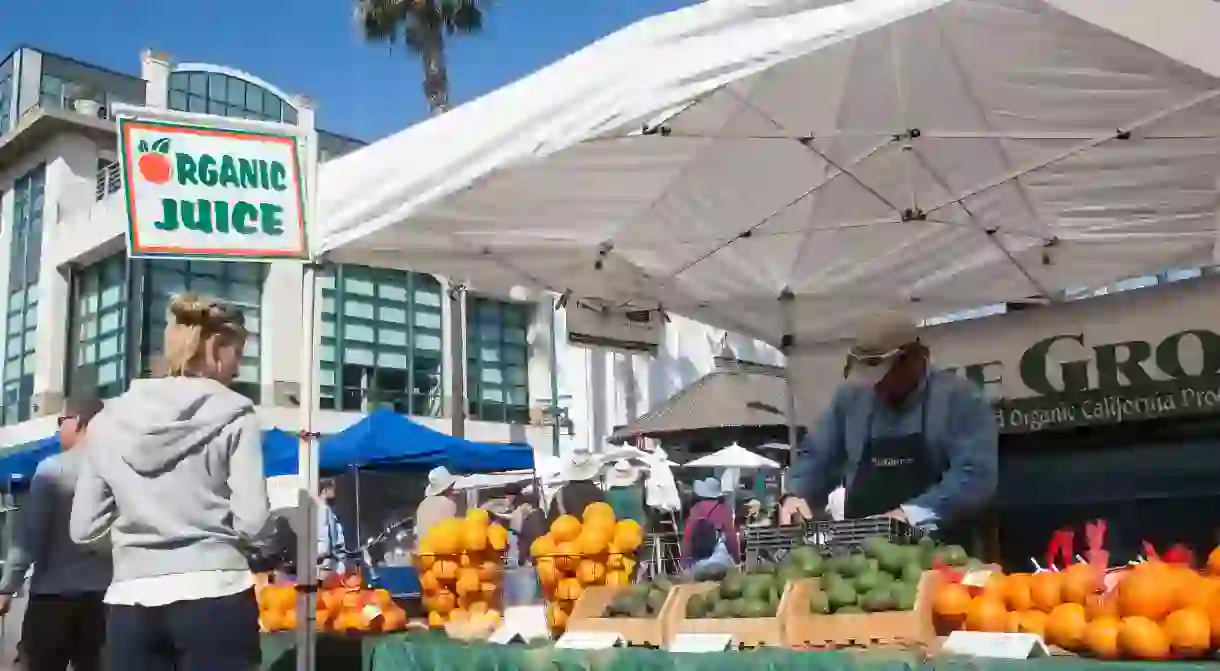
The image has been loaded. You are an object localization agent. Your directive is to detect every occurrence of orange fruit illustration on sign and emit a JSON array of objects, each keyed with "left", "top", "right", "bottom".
[{"left": 137, "top": 138, "right": 173, "bottom": 184}]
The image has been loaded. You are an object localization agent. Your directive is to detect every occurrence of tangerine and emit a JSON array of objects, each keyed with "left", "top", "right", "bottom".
[
  {"left": 1118, "top": 571, "right": 1174, "bottom": 620},
  {"left": 1163, "top": 608, "right": 1211, "bottom": 658},
  {"left": 577, "top": 558, "right": 607, "bottom": 585},
  {"left": 1046, "top": 602, "right": 1088, "bottom": 650},
  {"left": 462, "top": 520, "right": 489, "bottom": 552},
  {"left": 577, "top": 529, "right": 612, "bottom": 555},
  {"left": 932, "top": 582, "right": 972, "bottom": 629},
  {"left": 583, "top": 502, "right": 615, "bottom": 522},
  {"left": 1030, "top": 572, "right": 1063, "bottom": 612},
  {"left": 466, "top": 507, "right": 491, "bottom": 528},
  {"left": 1017, "top": 610, "right": 1048, "bottom": 637},
  {"left": 965, "top": 596, "right": 1008, "bottom": 633},
  {"left": 551, "top": 515, "right": 582, "bottom": 542},
  {"left": 1118, "top": 616, "right": 1171, "bottom": 660},
  {"left": 1208, "top": 547, "right": 1220, "bottom": 577},
  {"left": 1083, "top": 617, "right": 1121, "bottom": 659},
  {"left": 1084, "top": 593, "right": 1119, "bottom": 621},
  {"left": 612, "top": 519, "right": 644, "bottom": 552},
  {"left": 530, "top": 535, "right": 556, "bottom": 558},
  {"left": 1061, "top": 564, "right": 1101, "bottom": 605},
  {"left": 1002, "top": 574, "right": 1034, "bottom": 611},
  {"left": 487, "top": 523, "right": 509, "bottom": 551}
]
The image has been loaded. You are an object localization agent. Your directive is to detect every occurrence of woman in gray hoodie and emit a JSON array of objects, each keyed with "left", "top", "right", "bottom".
[{"left": 70, "top": 294, "right": 271, "bottom": 670}]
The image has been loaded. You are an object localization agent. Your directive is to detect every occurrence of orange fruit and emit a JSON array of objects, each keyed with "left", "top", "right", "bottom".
[
  {"left": 415, "top": 539, "right": 437, "bottom": 570},
  {"left": 1207, "top": 547, "right": 1220, "bottom": 576},
  {"left": 432, "top": 590, "right": 456, "bottom": 615},
  {"left": 434, "top": 558, "right": 459, "bottom": 581},
  {"left": 1030, "top": 572, "right": 1063, "bottom": 612},
  {"left": 466, "top": 507, "right": 491, "bottom": 528},
  {"left": 611, "top": 520, "right": 644, "bottom": 552},
  {"left": 382, "top": 608, "right": 407, "bottom": 632},
  {"left": 1003, "top": 574, "right": 1034, "bottom": 611},
  {"left": 1017, "top": 610, "right": 1048, "bottom": 637},
  {"left": 315, "top": 608, "right": 333, "bottom": 631},
  {"left": 487, "top": 523, "right": 509, "bottom": 551},
  {"left": 1118, "top": 570, "right": 1174, "bottom": 620},
  {"left": 427, "top": 611, "right": 446, "bottom": 628},
  {"left": 1208, "top": 596, "right": 1220, "bottom": 642},
  {"left": 557, "top": 578, "right": 584, "bottom": 602},
  {"left": 530, "top": 535, "right": 556, "bottom": 558},
  {"left": 1046, "top": 602, "right": 1088, "bottom": 650},
  {"left": 537, "top": 559, "right": 560, "bottom": 587},
  {"left": 456, "top": 568, "right": 481, "bottom": 596},
  {"left": 577, "top": 529, "right": 611, "bottom": 555},
  {"left": 1119, "top": 616, "right": 1171, "bottom": 660},
  {"left": 1083, "top": 617, "right": 1121, "bottom": 659},
  {"left": 1003, "top": 610, "right": 1021, "bottom": 633},
  {"left": 1061, "top": 564, "right": 1101, "bottom": 605},
  {"left": 462, "top": 520, "right": 489, "bottom": 552},
  {"left": 551, "top": 515, "right": 582, "bottom": 542},
  {"left": 555, "top": 542, "right": 581, "bottom": 572},
  {"left": 577, "top": 559, "right": 606, "bottom": 585},
  {"left": 478, "top": 560, "right": 502, "bottom": 582},
  {"left": 1163, "top": 608, "right": 1211, "bottom": 658},
  {"left": 605, "top": 570, "right": 631, "bottom": 587},
  {"left": 965, "top": 596, "right": 1008, "bottom": 633},
  {"left": 607, "top": 553, "right": 625, "bottom": 569},
  {"left": 1084, "top": 593, "right": 1119, "bottom": 621},
  {"left": 431, "top": 521, "right": 462, "bottom": 555},
  {"left": 582, "top": 502, "right": 615, "bottom": 523},
  {"left": 932, "top": 582, "right": 972, "bottom": 629},
  {"left": 547, "top": 601, "right": 569, "bottom": 631},
  {"left": 419, "top": 570, "right": 440, "bottom": 594}
]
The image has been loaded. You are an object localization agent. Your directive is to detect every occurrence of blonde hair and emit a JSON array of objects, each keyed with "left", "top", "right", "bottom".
[{"left": 163, "top": 293, "right": 248, "bottom": 377}]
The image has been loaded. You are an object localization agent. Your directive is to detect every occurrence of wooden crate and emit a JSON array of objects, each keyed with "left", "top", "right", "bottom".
[
  {"left": 784, "top": 572, "right": 936, "bottom": 650},
  {"left": 668, "top": 581, "right": 799, "bottom": 648},
  {"left": 564, "top": 585, "right": 679, "bottom": 647}
]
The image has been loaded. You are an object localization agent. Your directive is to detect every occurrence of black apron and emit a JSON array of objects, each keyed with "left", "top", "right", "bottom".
[{"left": 842, "top": 381, "right": 986, "bottom": 556}]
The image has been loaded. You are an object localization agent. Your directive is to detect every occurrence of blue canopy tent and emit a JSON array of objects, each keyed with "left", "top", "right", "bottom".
[
  {"left": 0, "top": 435, "right": 61, "bottom": 488},
  {"left": 262, "top": 428, "right": 302, "bottom": 477},
  {"left": 318, "top": 408, "right": 534, "bottom": 474}
]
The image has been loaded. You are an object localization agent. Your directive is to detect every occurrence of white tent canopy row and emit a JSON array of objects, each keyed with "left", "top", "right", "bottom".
[{"left": 317, "top": 0, "right": 1220, "bottom": 348}]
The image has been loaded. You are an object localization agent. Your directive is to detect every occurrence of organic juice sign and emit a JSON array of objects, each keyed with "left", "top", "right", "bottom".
[{"left": 118, "top": 118, "right": 308, "bottom": 260}]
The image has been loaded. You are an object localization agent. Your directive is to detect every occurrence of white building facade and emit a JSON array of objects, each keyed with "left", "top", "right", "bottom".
[{"left": 0, "top": 46, "right": 784, "bottom": 457}]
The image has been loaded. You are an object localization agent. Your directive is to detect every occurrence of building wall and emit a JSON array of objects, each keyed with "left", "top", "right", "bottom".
[{"left": 0, "top": 46, "right": 781, "bottom": 459}]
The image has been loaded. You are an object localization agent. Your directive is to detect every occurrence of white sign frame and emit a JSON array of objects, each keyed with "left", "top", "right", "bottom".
[{"left": 113, "top": 104, "right": 313, "bottom": 262}]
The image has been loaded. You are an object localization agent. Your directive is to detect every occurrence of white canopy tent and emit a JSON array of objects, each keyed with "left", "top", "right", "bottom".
[
  {"left": 684, "top": 442, "right": 782, "bottom": 469},
  {"left": 317, "top": 0, "right": 1220, "bottom": 350}
]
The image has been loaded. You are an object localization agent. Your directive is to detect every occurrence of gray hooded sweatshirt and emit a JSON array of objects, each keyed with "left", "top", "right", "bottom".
[{"left": 69, "top": 377, "right": 271, "bottom": 583}]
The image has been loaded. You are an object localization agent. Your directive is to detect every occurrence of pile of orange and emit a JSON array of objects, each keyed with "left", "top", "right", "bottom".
[
  {"left": 933, "top": 555, "right": 1220, "bottom": 660},
  {"left": 529, "top": 502, "right": 644, "bottom": 634},
  {"left": 414, "top": 508, "right": 510, "bottom": 629},
  {"left": 258, "top": 572, "right": 408, "bottom": 633}
]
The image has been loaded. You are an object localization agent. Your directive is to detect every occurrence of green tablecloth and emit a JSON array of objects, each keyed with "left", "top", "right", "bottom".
[{"left": 264, "top": 633, "right": 1217, "bottom": 671}]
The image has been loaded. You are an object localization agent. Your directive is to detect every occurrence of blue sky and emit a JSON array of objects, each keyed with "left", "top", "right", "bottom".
[{"left": 3, "top": 0, "right": 691, "bottom": 141}]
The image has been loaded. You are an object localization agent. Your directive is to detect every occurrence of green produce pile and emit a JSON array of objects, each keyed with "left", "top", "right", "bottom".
[
  {"left": 809, "top": 536, "right": 980, "bottom": 615},
  {"left": 601, "top": 578, "right": 675, "bottom": 619},
  {"left": 684, "top": 545, "right": 826, "bottom": 619}
]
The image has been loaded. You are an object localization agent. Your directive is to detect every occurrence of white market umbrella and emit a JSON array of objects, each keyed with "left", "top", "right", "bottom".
[
  {"left": 318, "top": 0, "right": 1220, "bottom": 348},
  {"left": 684, "top": 443, "right": 781, "bottom": 469}
]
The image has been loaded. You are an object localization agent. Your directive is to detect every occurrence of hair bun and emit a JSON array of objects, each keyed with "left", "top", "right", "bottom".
[{"left": 168, "top": 293, "right": 210, "bottom": 326}]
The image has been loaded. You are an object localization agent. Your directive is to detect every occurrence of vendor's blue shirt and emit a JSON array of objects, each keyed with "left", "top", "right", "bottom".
[{"left": 790, "top": 369, "right": 998, "bottom": 528}]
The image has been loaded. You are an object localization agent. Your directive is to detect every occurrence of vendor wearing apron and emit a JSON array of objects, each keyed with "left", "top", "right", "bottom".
[{"left": 789, "top": 310, "right": 998, "bottom": 554}]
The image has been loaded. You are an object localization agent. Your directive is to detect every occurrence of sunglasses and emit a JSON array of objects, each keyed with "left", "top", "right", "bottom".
[
  {"left": 57, "top": 414, "right": 77, "bottom": 427},
  {"left": 847, "top": 347, "right": 903, "bottom": 368}
]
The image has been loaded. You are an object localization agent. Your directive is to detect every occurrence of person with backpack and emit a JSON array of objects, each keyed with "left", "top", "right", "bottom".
[
  {"left": 682, "top": 478, "right": 738, "bottom": 567},
  {"left": 546, "top": 450, "right": 605, "bottom": 524}
]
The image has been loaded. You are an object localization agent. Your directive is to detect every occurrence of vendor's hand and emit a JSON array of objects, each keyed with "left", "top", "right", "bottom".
[
  {"left": 0, "top": 594, "right": 13, "bottom": 616},
  {"left": 883, "top": 508, "right": 907, "bottom": 523}
]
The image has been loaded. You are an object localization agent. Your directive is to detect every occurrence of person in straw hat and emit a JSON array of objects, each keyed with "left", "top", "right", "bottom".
[
  {"left": 414, "top": 466, "right": 460, "bottom": 541},
  {"left": 790, "top": 310, "right": 997, "bottom": 544},
  {"left": 603, "top": 459, "right": 648, "bottom": 527},
  {"left": 546, "top": 449, "right": 605, "bottom": 524}
]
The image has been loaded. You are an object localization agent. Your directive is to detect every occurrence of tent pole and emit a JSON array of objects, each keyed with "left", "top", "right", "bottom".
[
  {"left": 448, "top": 283, "right": 467, "bottom": 438},
  {"left": 779, "top": 290, "right": 798, "bottom": 482},
  {"left": 549, "top": 295, "right": 561, "bottom": 457},
  {"left": 295, "top": 261, "right": 320, "bottom": 671}
]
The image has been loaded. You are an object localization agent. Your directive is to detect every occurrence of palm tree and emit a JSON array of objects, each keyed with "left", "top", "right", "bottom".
[{"left": 357, "top": 0, "right": 488, "bottom": 115}]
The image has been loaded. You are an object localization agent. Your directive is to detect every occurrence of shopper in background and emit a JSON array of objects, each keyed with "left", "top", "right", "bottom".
[
  {"left": 70, "top": 294, "right": 271, "bottom": 670},
  {"left": 682, "top": 477, "right": 739, "bottom": 565},
  {"left": 0, "top": 395, "right": 112, "bottom": 671},
  {"left": 317, "top": 478, "right": 348, "bottom": 574},
  {"left": 414, "top": 466, "right": 460, "bottom": 541},
  {"left": 791, "top": 310, "right": 998, "bottom": 549},
  {"left": 546, "top": 450, "right": 605, "bottom": 523},
  {"left": 603, "top": 460, "right": 648, "bottom": 527},
  {"left": 778, "top": 492, "right": 814, "bottom": 526}
]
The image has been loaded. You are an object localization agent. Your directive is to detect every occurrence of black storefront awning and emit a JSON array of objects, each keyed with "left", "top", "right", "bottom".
[{"left": 609, "top": 366, "right": 789, "bottom": 443}]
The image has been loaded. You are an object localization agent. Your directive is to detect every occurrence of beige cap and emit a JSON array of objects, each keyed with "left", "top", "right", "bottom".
[{"left": 850, "top": 310, "right": 920, "bottom": 356}]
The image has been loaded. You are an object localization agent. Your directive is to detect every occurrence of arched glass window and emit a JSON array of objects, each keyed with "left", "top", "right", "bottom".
[{"left": 167, "top": 70, "right": 298, "bottom": 124}]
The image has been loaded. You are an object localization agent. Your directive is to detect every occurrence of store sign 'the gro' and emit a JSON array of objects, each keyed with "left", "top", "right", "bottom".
[{"left": 119, "top": 117, "right": 308, "bottom": 260}]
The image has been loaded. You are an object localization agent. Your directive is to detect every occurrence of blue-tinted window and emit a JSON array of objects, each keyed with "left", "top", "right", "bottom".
[
  {"left": 320, "top": 266, "right": 444, "bottom": 416},
  {"left": 141, "top": 260, "right": 265, "bottom": 402},
  {"left": 168, "top": 70, "right": 297, "bottom": 124},
  {"left": 0, "top": 67, "right": 12, "bottom": 134},
  {"left": 467, "top": 298, "right": 531, "bottom": 424},
  {"left": 71, "top": 255, "right": 127, "bottom": 398},
  {"left": 3, "top": 166, "right": 45, "bottom": 425}
]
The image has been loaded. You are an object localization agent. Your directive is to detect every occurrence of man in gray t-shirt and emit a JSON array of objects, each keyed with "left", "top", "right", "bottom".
[{"left": 0, "top": 395, "right": 112, "bottom": 671}]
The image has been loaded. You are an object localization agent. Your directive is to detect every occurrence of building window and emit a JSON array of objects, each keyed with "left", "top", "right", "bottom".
[
  {"left": 95, "top": 159, "right": 120, "bottom": 201},
  {"left": 3, "top": 166, "right": 45, "bottom": 425},
  {"left": 320, "top": 266, "right": 444, "bottom": 416},
  {"left": 0, "top": 70, "right": 12, "bottom": 134},
  {"left": 167, "top": 71, "right": 298, "bottom": 124},
  {"left": 467, "top": 298, "right": 531, "bottom": 424},
  {"left": 70, "top": 256, "right": 127, "bottom": 399},
  {"left": 141, "top": 260, "right": 264, "bottom": 401}
]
